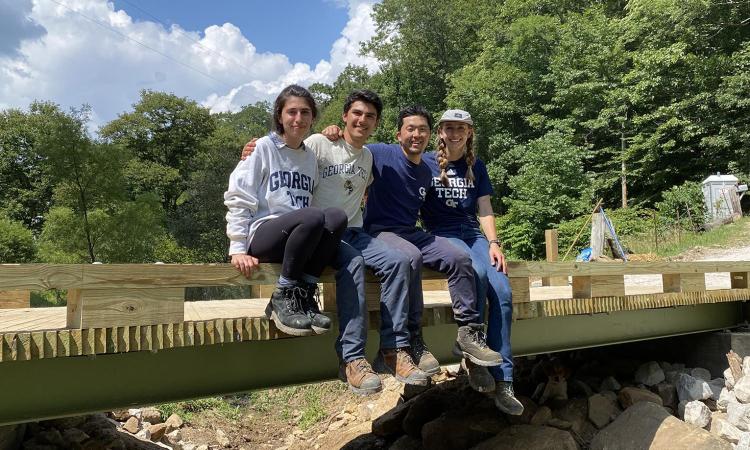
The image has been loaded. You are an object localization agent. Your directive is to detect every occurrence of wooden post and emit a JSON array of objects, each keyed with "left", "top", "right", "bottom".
[
  {"left": 731, "top": 272, "right": 750, "bottom": 289},
  {"left": 0, "top": 291, "right": 30, "bottom": 309},
  {"left": 662, "top": 273, "right": 706, "bottom": 293},
  {"left": 542, "top": 230, "right": 567, "bottom": 286},
  {"left": 509, "top": 277, "right": 530, "bottom": 303},
  {"left": 590, "top": 212, "right": 605, "bottom": 260},
  {"left": 572, "top": 275, "right": 625, "bottom": 298}
]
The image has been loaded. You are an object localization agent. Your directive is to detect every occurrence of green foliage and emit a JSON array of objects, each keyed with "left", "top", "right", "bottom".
[
  {"left": 655, "top": 181, "right": 707, "bottom": 230},
  {"left": 0, "top": 217, "right": 35, "bottom": 263},
  {"left": 37, "top": 195, "right": 166, "bottom": 263},
  {"left": 497, "top": 132, "right": 592, "bottom": 259}
]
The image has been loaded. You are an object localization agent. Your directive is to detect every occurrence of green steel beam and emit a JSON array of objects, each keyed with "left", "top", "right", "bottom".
[{"left": 0, "top": 301, "right": 744, "bottom": 426}]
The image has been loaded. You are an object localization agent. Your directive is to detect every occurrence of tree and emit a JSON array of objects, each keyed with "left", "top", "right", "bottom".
[
  {"left": 0, "top": 218, "right": 35, "bottom": 263},
  {"left": 0, "top": 105, "right": 55, "bottom": 231},
  {"left": 99, "top": 90, "right": 216, "bottom": 213}
]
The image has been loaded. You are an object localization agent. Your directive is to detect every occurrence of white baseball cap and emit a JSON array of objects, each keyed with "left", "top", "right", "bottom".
[{"left": 438, "top": 109, "right": 473, "bottom": 125}]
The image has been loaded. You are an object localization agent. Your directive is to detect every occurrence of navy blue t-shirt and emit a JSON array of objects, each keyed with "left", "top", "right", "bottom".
[
  {"left": 420, "top": 151, "right": 494, "bottom": 232},
  {"left": 363, "top": 143, "right": 432, "bottom": 231}
]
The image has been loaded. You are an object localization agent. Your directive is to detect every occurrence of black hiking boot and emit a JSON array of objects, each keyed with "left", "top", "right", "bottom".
[
  {"left": 265, "top": 285, "right": 314, "bottom": 337},
  {"left": 303, "top": 282, "right": 331, "bottom": 334},
  {"left": 453, "top": 323, "right": 502, "bottom": 366}
]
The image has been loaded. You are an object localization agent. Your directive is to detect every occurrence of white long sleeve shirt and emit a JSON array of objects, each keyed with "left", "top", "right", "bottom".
[{"left": 224, "top": 132, "right": 318, "bottom": 255}]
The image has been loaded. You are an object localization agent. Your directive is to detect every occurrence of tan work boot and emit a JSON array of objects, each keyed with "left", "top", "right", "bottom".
[
  {"left": 338, "top": 358, "right": 382, "bottom": 396},
  {"left": 409, "top": 332, "right": 440, "bottom": 375},
  {"left": 373, "top": 347, "right": 430, "bottom": 386}
]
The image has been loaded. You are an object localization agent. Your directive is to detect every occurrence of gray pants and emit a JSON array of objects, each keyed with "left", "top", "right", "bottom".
[
  {"left": 334, "top": 227, "right": 414, "bottom": 361},
  {"left": 370, "top": 226, "right": 480, "bottom": 329}
]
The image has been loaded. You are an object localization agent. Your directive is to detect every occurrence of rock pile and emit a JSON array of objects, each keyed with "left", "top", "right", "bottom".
[
  {"left": 109, "top": 407, "right": 192, "bottom": 449},
  {"left": 14, "top": 409, "right": 189, "bottom": 450},
  {"left": 352, "top": 356, "right": 736, "bottom": 449}
]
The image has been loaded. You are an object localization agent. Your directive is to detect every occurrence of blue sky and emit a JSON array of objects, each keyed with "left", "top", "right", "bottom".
[
  {"left": 1, "top": 0, "right": 380, "bottom": 125},
  {"left": 111, "top": 0, "right": 351, "bottom": 66}
]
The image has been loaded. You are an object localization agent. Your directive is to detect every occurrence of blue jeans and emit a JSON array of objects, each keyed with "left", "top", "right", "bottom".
[
  {"left": 435, "top": 225, "right": 514, "bottom": 381},
  {"left": 369, "top": 225, "right": 481, "bottom": 329},
  {"left": 335, "top": 228, "right": 413, "bottom": 361}
]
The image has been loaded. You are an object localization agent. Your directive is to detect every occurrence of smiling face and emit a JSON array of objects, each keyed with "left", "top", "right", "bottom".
[
  {"left": 439, "top": 121, "right": 473, "bottom": 155},
  {"left": 342, "top": 100, "right": 378, "bottom": 146},
  {"left": 279, "top": 96, "right": 313, "bottom": 145},
  {"left": 397, "top": 115, "right": 431, "bottom": 158}
]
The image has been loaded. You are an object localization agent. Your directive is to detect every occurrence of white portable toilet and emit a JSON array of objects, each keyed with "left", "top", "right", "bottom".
[{"left": 702, "top": 173, "right": 739, "bottom": 222}]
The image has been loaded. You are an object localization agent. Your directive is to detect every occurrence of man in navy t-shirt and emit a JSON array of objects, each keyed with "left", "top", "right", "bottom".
[{"left": 360, "top": 106, "right": 502, "bottom": 371}]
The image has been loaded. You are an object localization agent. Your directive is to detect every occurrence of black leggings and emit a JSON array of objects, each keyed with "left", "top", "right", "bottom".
[{"left": 249, "top": 207, "right": 348, "bottom": 280}]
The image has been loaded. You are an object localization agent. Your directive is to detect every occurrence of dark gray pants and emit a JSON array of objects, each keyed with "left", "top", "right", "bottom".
[
  {"left": 334, "top": 227, "right": 414, "bottom": 362},
  {"left": 370, "top": 226, "right": 480, "bottom": 329}
]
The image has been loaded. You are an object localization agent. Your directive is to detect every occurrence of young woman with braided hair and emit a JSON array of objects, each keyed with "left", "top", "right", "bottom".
[{"left": 421, "top": 109, "right": 523, "bottom": 415}]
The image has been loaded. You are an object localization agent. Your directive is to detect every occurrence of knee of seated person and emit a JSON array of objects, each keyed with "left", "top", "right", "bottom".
[
  {"left": 324, "top": 207, "right": 348, "bottom": 230},
  {"left": 304, "top": 207, "right": 326, "bottom": 228},
  {"left": 473, "top": 263, "right": 488, "bottom": 284}
]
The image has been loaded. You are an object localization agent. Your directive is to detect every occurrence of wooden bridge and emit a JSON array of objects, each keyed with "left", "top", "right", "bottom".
[{"left": 1, "top": 261, "right": 749, "bottom": 426}]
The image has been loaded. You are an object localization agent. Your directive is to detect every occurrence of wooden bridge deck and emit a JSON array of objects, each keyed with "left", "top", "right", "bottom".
[
  {"left": 0, "top": 273, "right": 738, "bottom": 334},
  {"left": 0, "top": 261, "right": 749, "bottom": 425}
]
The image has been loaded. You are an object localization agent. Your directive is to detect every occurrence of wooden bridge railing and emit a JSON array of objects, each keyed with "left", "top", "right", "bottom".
[{"left": 1, "top": 261, "right": 749, "bottom": 329}]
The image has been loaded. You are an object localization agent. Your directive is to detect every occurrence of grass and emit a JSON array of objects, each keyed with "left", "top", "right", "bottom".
[
  {"left": 153, "top": 382, "right": 348, "bottom": 431},
  {"left": 624, "top": 216, "right": 750, "bottom": 258},
  {"left": 247, "top": 382, "right": 345, "bottom": 431},
  {"left": 156, "top": 396, "right": 242, "bottom": 424}
]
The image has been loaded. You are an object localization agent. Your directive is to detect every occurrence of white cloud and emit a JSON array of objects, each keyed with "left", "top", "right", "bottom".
[{"left": 0, "top": 0, "right": 380, "bottom": 126}]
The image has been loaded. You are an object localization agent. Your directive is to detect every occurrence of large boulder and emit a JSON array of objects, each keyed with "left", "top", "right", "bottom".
[
  {"left": 735, "top": 376, "right": 750, "bottom": 403},
  {"left": 471, "top": 425, "right": 578, "bottom": 450},
  {"left": 588, "top": 394, "right": 621, "bottom": 429},
  {"left": 653, "top": 382, "right": 678, "bottom": 409},
  {"left": 683, "top": 401, "right": 711, "bottom": 428},
  {"left": 421, "top": 412, "right": 497, "bottom": 450},
  {"left": 719, "top": 387, "right": 738, "bottom": 412},
  {"left": 636, "top": 361, "right": 666, "bottom": 386},
  {"left": 590, "top": 401, "right": 732, "bottom": 450},
  {"left": 618, "top": 387, "right": 663, "bottom": 409},
  {"left": 676, "top": 374, "right": 713, "bottom": 403},
  {"left": 728, "top": 402, "right": 750, "bottom": 431}
]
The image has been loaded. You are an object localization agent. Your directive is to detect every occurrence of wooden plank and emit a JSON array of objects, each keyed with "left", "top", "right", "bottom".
[
  {"left": 66, "top": 289, "right": 82, "bottom": 328},
  {"left": 0, "top": 264, "right": 451, "bottom": 292},
  {"left": 30, "top": 331, "right": 44, "bottom": 359},
  {"left": 572, "top": 276, "right": 592, "bottom": 299},
  {"left": 321, "top": 283, "right": 336, "bottom": 312},
  {"left": 140, "top": 325, "right": 153, "bottom": 352},
  {"left": 44, "top": 331, "right": 57, "bottom": 358},
  {"left": 0, "top": 290, "right": 30, "bottom": 309},
  {"left": 82, "top": 329, "right": 95, "bottom": 355},
  {"left": 731, "top": 272, "right": 750, "bottom": 289},
  {"left": 65, "top": 288, "right": 184, "bottom": 329},
  {"left": 508, "top": 261, "right": 750, "bottom": 278},
  {"left": 249, "top": 285, "right": 275, "bottom": 298},
  {"left": 70, "top": 329, "right": 82, "bottom": 356},
  {"left": 509, "top": 277, "right": 530, "bottom": 303},
  {"left": 164, "top": 323, "right": 174, "bottom": 349},
  {"left": 542, "top": 230, "right": 567, "bottom": 287},
  {"left": 16, "top": 333, "right": 30, "bottom": 361},
  {"left": 590, "top": 213, "right": 605, "bottom": 260},
  {"left": 663, "top": 273, "right": 707, "bottom": 293},
  {"left": 423, "top": 280, "right": 448, "bottom": 291},
  {"left": 0, "top": 264, "right": 84, "bottom": 290},
  {"left": 591, "top": 275, "right": 625, "bottom": 297},
  {"left": 57, "top": 330, "right": 70, "bottom": 357}
]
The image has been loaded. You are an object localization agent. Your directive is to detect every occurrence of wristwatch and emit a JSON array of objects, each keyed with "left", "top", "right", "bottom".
[{"left": 489, "top": 239, "right": 501, "bottom": 247}]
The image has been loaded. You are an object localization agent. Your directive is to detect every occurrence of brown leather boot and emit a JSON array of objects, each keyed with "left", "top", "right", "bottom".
[
  {"left": 339, "top": 358, "right": 382, "bottom": 395},
  {"left": 373, "top": 347, "right": 430, "bottom": 386}
]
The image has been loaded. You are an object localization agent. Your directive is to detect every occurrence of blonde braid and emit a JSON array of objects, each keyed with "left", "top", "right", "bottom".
[
  {"left": 436, "top": 133, "right": 450, "bottom": 187},
  {"left": 464, "top": 133, "right": 476, "bottom": 182}
]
